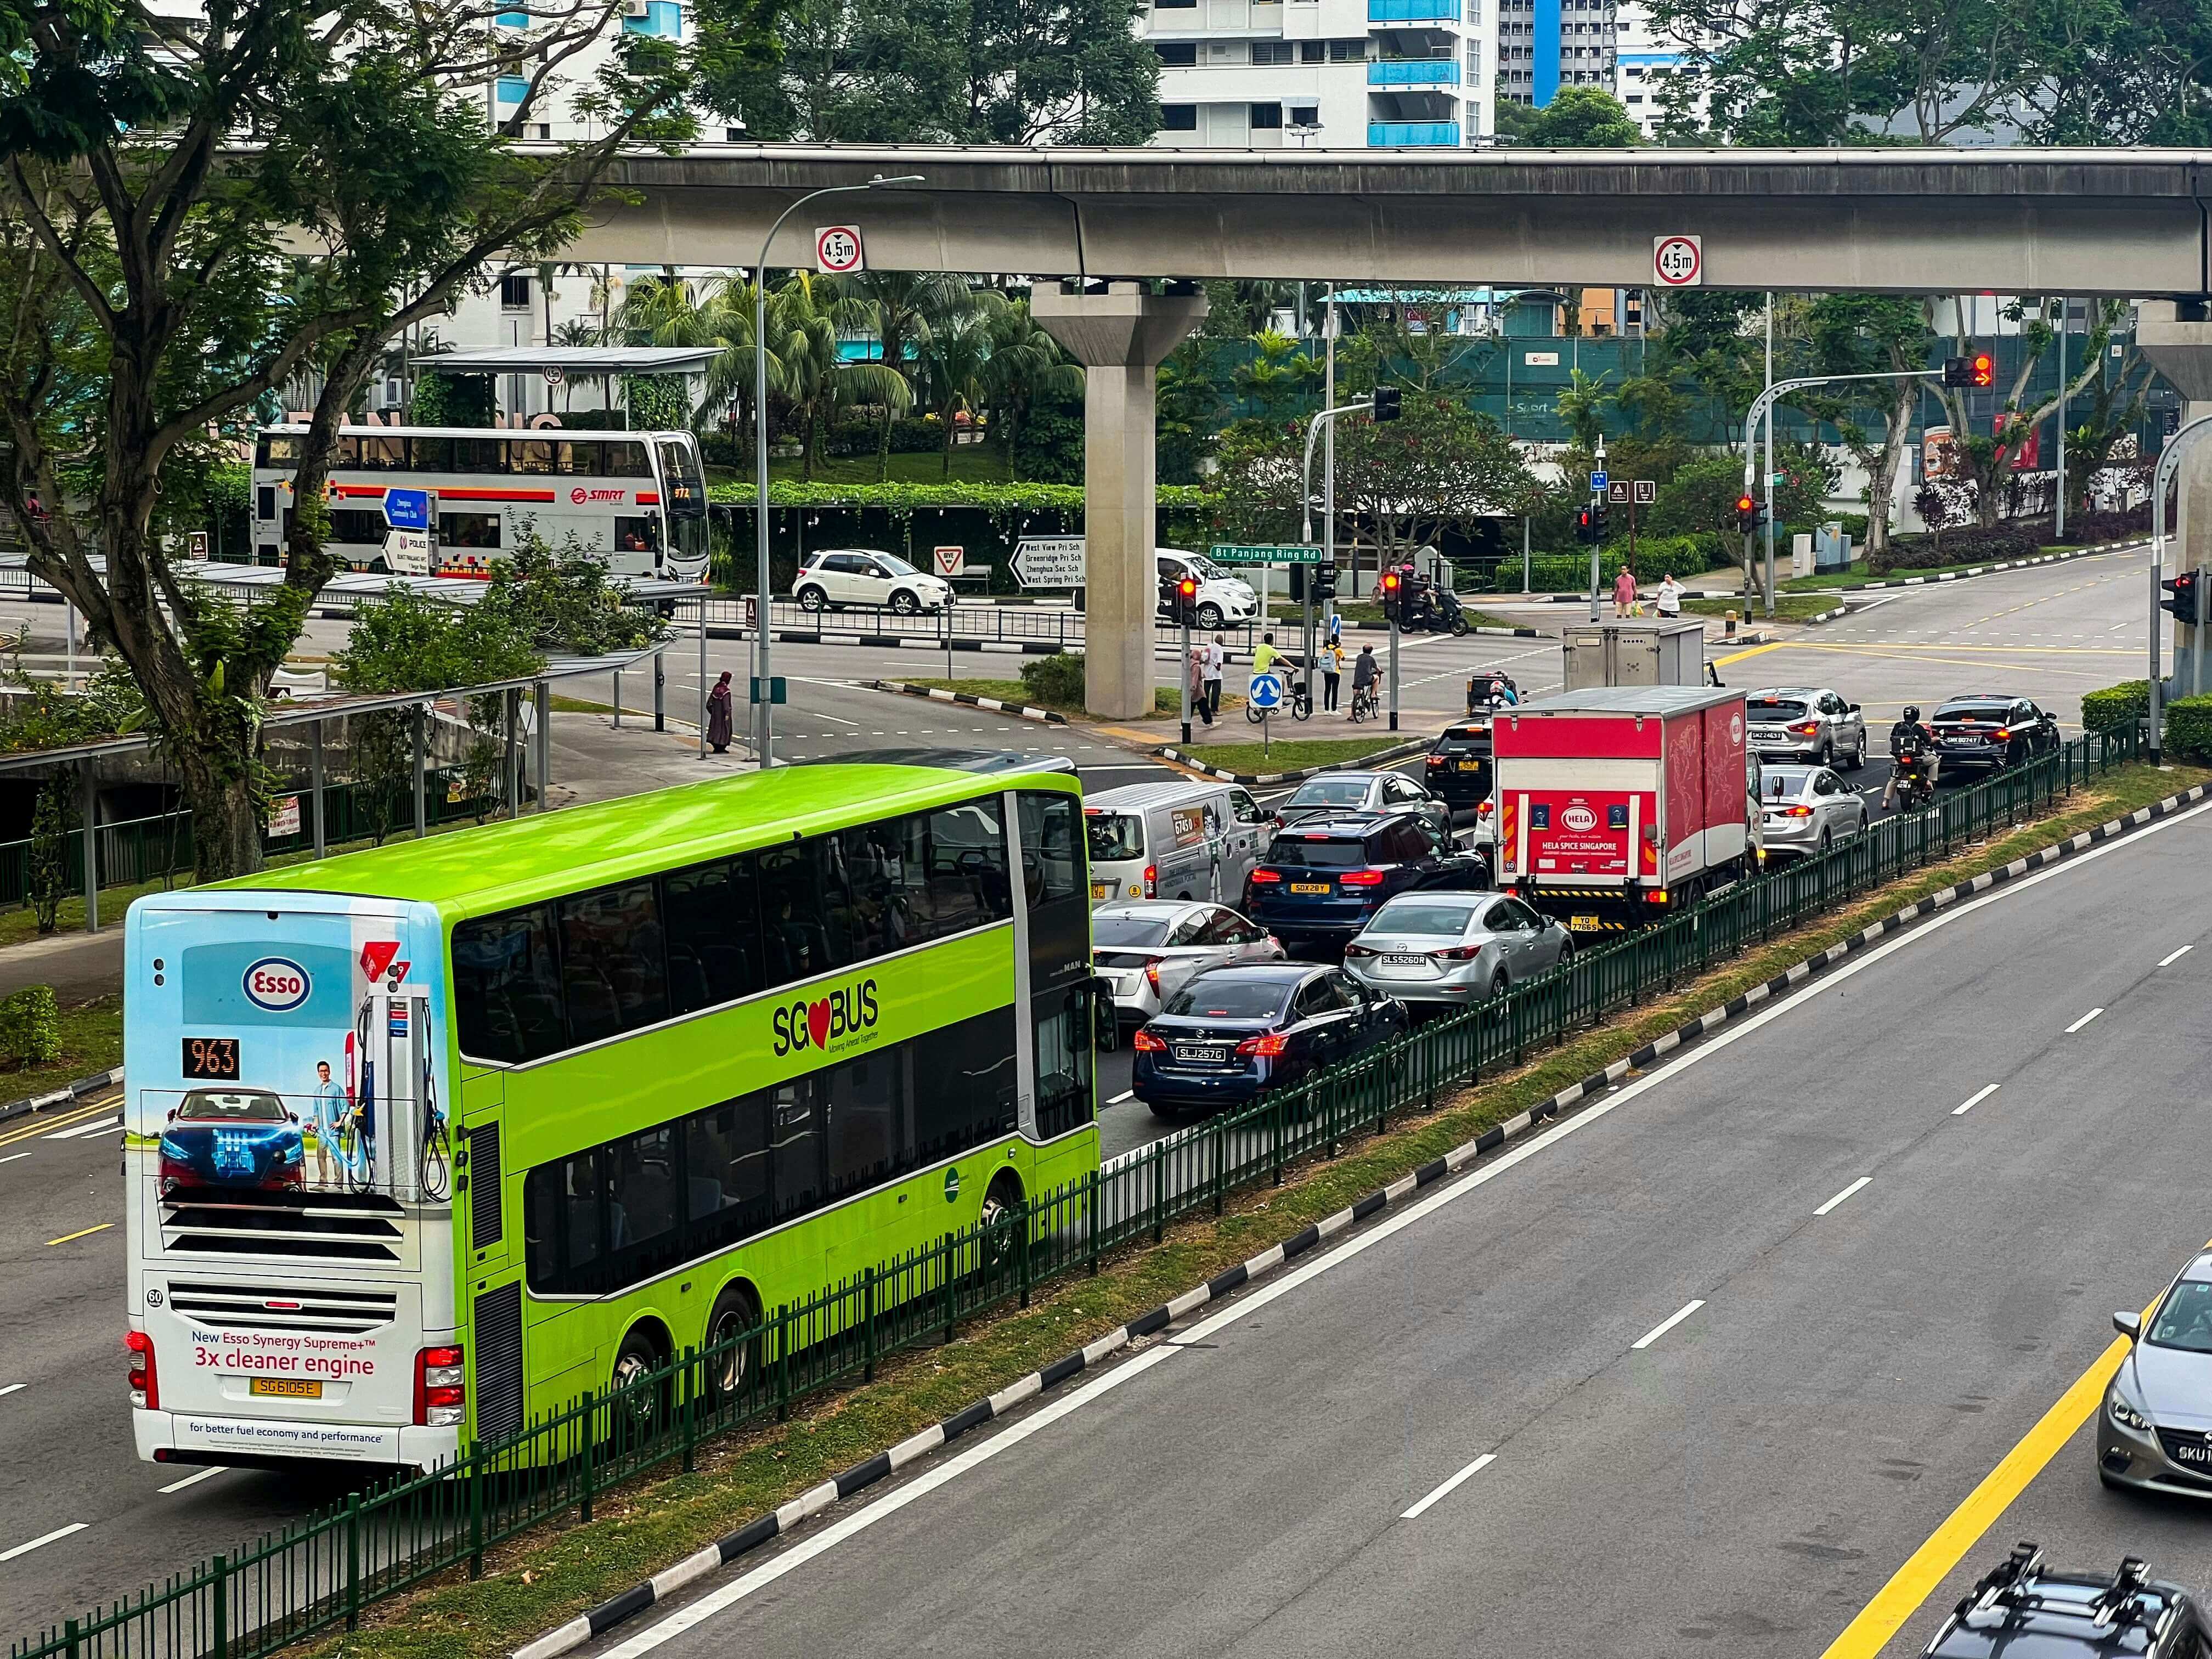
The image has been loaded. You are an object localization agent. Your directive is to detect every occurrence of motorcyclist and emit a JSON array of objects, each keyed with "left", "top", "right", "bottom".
[
  {"left": 1468, "top": 670, "right": 1519, "bottom": 713},
  {"left": 1881, "top": 705, "right": 1942, "bottom": 809}
]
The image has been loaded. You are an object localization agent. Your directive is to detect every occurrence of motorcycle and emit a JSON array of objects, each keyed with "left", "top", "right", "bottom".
[
  {"left": 1891, "top": 751, "right": 1935, "bottom": 812},
  {"left": 1466, "top": 671, "right": 1520, "bottom": 716},
  {"left": 1400, "top": 584, "right": 1471, "bottom": 636}
]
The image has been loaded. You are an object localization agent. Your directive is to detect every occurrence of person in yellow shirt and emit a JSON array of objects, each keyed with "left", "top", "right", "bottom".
[
  {"left": 1321, "top": 640, "right": 1346, "bottom": 712},
  {"left": 1250, "top": 633, "right": 1284, "bottom": 675}
]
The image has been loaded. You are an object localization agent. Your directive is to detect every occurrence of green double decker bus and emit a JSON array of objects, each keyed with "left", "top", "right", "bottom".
[{"left": 123, "top": 764, "right": 1098, "bottom": 1470}]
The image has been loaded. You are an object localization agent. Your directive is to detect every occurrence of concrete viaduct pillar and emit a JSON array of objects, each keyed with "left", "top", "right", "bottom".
[
  {"left": 1032, "top": 283, "right": 1208, "bottom": 721},
  {"left": 2138, "top": 303, "right": 2212, "bottom": 695}
]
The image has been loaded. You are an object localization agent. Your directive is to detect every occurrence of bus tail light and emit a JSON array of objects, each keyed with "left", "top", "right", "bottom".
[
  {"left": 127, "top": 1330, "right": 157, "bottom": 1410},
  {"left": 415, "top": 1344, "right": 464, "bottom": 1427}
]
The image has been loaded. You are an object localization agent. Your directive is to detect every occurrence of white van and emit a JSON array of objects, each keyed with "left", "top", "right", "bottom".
[{"left": 1084, "top": 780, "right": 1274, "bottom": 906}]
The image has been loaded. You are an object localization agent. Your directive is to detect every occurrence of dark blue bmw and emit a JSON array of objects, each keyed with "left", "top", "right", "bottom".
[{"left": 1131, "top": 962, "right": 1407, "bottom": 1119}]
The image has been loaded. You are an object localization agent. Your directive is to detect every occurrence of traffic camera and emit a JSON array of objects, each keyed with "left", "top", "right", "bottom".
[
  {"left": 2162, "top": 569, "right": 2199, "bottom": 626},
  {"left": 1372, "top": 387, "right": 1401, "bottom": 422}
]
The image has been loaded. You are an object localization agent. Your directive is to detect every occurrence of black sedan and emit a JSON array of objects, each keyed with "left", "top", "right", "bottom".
[
  {"left": 1131, "top": 962, "right": 1408, "bottom": 1119},
  {"left": 1422, "top": 720, "right": 1493, "bottom": 810},
  {"left": 1929, "top": 695, "right": 2061, "bottom": 772}
]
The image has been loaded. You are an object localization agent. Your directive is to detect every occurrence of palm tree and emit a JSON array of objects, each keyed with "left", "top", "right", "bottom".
[
  {"left": 844, "top": 272, "right": 974, "bottom": 479},
  {"left": 913, "top": 298, "right": 1004, "bottom": 477},
  {"left": 769, "top": 273, "right": 912, "bottom": 480},
  {"left": 981, "top": 301, "right": 1082, "bottom": 480}
]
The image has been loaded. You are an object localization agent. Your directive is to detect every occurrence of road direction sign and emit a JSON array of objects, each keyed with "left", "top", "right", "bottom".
[
  {"left": 383, "top": 529, "right": 432, "bottom": 575},
  {"left": 1634, "top": 478, "right": 1657, "bottom": 505},
  {"left": 1209, "top": 543, "right": 1323, "bottom": 566},
  {"left": 1653, "top": 234, "right": 1703, "bottom": 287},
  {"left": 1247, "top": 670, "right": 1285, "bottom": 712},
  {"left": 1589, "top": 470, "right": 1608, "bottom": 493},
  {"left": 1608, "top": 480, "right": 1630, "bottom": 504},
  {"left": 382, "top": 488, "right": 432, "bottom": 532},
  {"left": 815, "top": 225, "right": 865, "bottom": 275},
  {"left": 932, "top": 545, "right": 966, "bottom": 577},
  {"left": 1011, "top": 535, "right": 1085, "bottom": 588}
]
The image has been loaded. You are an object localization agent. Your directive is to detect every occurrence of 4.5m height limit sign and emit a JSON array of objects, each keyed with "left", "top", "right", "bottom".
[{"left": 1652, "top": 234, "right": 1702, "bottom": 287}]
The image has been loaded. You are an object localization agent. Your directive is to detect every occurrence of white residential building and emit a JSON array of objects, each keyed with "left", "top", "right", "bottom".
[
  {"left": 1611, "top": 1, "right": 1702, "bottom": 136},
  {"left": 1143, "top": 0, "right": 1499, "bottom": 150}
]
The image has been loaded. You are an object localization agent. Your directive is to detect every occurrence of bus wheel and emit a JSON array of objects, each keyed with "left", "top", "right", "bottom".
[
  {"left": 609, "top": 1324, "right": 669, "bottom": 1441},
  {"left": 979, "top": 1171, "right": 1025, "bottom": 1276},
  {"left": 704, "top": 1282, "right": 763, "bottom": 1403}
]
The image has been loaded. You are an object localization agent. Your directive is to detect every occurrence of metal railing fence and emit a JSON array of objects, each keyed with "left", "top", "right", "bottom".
[{"left": 7, "top": 725, "right": 2140, "bottom": 1659}]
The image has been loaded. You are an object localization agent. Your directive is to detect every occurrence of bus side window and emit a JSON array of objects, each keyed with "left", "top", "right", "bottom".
[
  {"left": 256, "top": 488, "right": 277, "bottom": 522},
  {"left": 768, "top": 1080, "right": 820, "bottom": 1221},
  {"left": 409, "top": 436, "right": 455, "bottom": 472},
  {"left": 607, "top": 1125, "right": 680, "bottom": 1277},
  {"left": 454, "top": 905, "right": 566, "bottom": 1063},
  {"left": 509, "top": 438, "right": 555, "bottom": 475},
  {"left": 442, "top": 512, "right": 500, "bottom": 549},
  {"left": 824, "top": 1048, "right": 905, "bottom": 1201},
  {"left": 758, "top": 842, "right": 839, "bottom": 981},
  {"left": 684, "top": 1098, "right": 770, "bottom": 1249},
  {"left": 522, "top": 1152, "right": 607, "bottom": 1294},
  {"left": 663, "top": 856, "right": 762, "bottom": 1013},
  {"left": 607, "top": 441, "right": 651, "bottom": 478},
  {"left": 555, "top": 881, "right": 669, "bottom": 1042},
  {"left": 455, "top": 437, "right": 504, "bottom": 473},
  {"left": 910, "top": 1008, "right": 1018, "bottom": 1165},
  {"left": 1018, "top": 792, "right": 1082, "bottom": 907}
]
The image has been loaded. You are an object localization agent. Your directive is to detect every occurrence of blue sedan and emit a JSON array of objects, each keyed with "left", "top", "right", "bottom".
[
  {"left": 1132, "top": 962, "right": 1408, "bottom": 1120},
  {"left": 157, "top": 1088, "right": 306, "bottom": 1195}
]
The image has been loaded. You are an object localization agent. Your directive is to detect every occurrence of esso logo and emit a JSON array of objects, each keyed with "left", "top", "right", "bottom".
[
  {"left": 242, "top": 956, "right": 311, "bottom": 1013},
  {"left": 570, "top": 487, "right": 588, "bottom": 504},
  {"left": 1561, "top": 805, "right": 1598, "bottom": 832}
]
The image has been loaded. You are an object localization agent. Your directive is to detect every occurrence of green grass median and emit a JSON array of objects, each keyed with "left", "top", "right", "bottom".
[{"left": 279, "top": 754, "right": 2207, "bottom": 1659}]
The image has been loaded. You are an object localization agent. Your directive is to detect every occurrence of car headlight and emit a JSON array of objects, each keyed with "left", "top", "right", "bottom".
[{"left": 2108, "top": 1386, "right": 2153, "bottom": 1434}]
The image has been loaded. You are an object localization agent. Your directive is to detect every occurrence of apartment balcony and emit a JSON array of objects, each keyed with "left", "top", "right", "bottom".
[
  {"left": 1368, "top": 120, "right": 1461, "bottom": 144},
  {"left": 1367, "top": 0, "right": 1460, "bottom": 22},
  {"left": 1369, "top": 57, "right": 1459, "bottom": 83}
]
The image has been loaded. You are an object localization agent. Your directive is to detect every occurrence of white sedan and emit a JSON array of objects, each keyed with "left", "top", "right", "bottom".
[{"left": 1091, "top": 900, "right": 1284, "bottom": 1026}]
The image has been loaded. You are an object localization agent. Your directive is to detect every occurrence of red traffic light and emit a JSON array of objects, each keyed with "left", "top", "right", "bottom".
[
  {"left": 1970, "top": 353, "right": 1994, "bottom": 389},
  {"left": 1380, "top": 570, "right": 1401, "bottom": 594},
  {"left": 1177, "top": 577, "right": 1198, "bottom": 599},
  {"left": 1735, "top": 494, "right": 1755, "bottom": 514}
]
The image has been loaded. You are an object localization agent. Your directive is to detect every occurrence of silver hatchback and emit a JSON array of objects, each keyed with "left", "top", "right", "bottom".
[
  {"left": 1341, "top": 891, "right": 1572, "bottom": 1005},
  {"left": 2100, "top": 1253, "right": 2212, "bottom": 1497},
  {"left": 1091, "top": 900, "right": 1284, "bottom": 1026},
  {"left": 1757, "top": 764, "right": 1869, "bottom": 859},
  {"left": 1746, "top": 687, "right": 1868, "bottom": 769}
]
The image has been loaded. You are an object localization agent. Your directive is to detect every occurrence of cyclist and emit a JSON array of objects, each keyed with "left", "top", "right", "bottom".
[{"left": 1350, "top": 643, "right": 1381, "bottom": 719}]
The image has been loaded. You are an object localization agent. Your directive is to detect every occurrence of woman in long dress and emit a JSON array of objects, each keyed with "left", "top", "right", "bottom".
[{"left": 707, "top": 671, "right": 734, "bottom": 753}]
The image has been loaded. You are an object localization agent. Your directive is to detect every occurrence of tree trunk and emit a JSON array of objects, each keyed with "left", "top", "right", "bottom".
[
  {"left": 1865, "top": 381, "right": 1916, "bottom": 560},
  {"left": 172, "top": 741, "right": 266, "bottom": 882},
  {"left": 940, "top": 406, "right": 955, "bottom": 477}
]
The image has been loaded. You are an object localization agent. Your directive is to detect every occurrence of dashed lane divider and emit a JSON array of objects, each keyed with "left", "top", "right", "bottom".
[
  {"left": 510, "top": 772, "right": 2212, "bottom": 1659},
  {"left": 862, "top": 680, "right": 1067, "bottom": 725}
]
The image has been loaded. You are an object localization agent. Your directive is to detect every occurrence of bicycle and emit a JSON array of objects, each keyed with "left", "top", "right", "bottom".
[{"left": 1349, "top": 682, "right": 1380, "bottom": 724}]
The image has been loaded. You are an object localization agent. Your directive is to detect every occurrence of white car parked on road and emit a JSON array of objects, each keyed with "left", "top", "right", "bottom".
[{"left": 792, "top": 549, "right": 953, "bottom": 615}]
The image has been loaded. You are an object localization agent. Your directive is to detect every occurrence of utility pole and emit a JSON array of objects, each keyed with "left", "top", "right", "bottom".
[
  {"left": 2054, "top": 297, "right": 2068, "bottom": 544},
  {"left": 1763, "top": 292, "right": 1777, "bottom": 619},
  {"left": 1588, "top": 433, "right": 1607, "bottom": 622}
]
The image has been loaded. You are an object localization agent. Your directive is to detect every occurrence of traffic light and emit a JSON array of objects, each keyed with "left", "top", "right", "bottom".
[
  {"left": 2162, "top": 570, "right": 2199, "bottom": 626},
  {"left": 1594, "top": 501, "right": 1610, "bottom": 541},
  {"left": 1734, "top": 493, "right": 1758, "bottom": 533},
  {"left": 1942, "top": 353, "right": 1997, "bottom": 389},
  {"left": 1372, "top": 386, "right": 1401, "bottom": 422},
  {"left": 1575, "top": 506, "right": 1596, "bottom": 544},
  {"left": 1175, "top": 574, "right": 1200, "bottom": 627},
  {"left": 1313, "top": 562, "right": 1338, "bottom": 602},
  {"left": 1379, "top": 567, "right": 1403, "bottom": 622}
]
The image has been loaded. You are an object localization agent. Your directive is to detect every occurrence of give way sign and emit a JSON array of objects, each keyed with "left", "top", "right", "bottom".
[
  {"left": 1652, "top": 234, "right": 1702, "bottom": 287},
  {"left": 815, "top": 225, "right": 865, "bottom": 275}
]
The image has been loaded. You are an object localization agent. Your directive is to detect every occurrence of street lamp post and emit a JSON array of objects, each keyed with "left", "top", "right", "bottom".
[
  {"left": 751, "top": 173, "right": 923, "bottom": 766},
  {"left": 1588, "top": 433, "right": 1606, "bottom": 622},
  {"left": 1303, "top": 394, "right": 1375, "bottom": 685}
]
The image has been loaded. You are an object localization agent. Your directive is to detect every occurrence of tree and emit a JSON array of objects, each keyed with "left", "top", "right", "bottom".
[
  {"left": 768, "top": 273, "right": 912, "bottom": 479},
  {"left": 844, "top": 272, "right": 973, "bottom": 478},
  {"left": 1506, "top": 85, "right": 1644, "bottom": 146},
  {"left": 980, "top": 300, "right": 1082, "bottom": 479},
  {"left": 1934, "top": 297, "right": 2118, "bottom": 527},
  {"left": 1232, "top": 330, "right": 1323, "bottom": 420},
  {"left": 1796, "top": 294, "right": 1936, "bottom": 561},
  {"left": 1555, "top": 368, "right": 1611, "bottom": 455},
  {"left": 700, "top": 0, "right": 1159, "bottom": 144},
  {"left": 2063, "top": 338, "right": 2156, "bottom": 520},
  {"left": 0, "top": 0, "right": 768, "bottom": 881},
  {"left": 913, "top": 301, "right": 1001, "bottom": 476},
  {"left": 26, "top": 778, "right": 74, "bottom": 936}
]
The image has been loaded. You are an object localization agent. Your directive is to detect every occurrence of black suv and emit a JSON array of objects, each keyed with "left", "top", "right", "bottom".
[
  {"left": 1923, "top": 1544, "right": 2212, "bottom": 1657},
  {"left": 1423, "top": 720, "right": 1494, "bottom": 811},
  {"left": 1242, "top": 809, "right": 1489, "bottom": 953},
  {"left": 1930, "top": 694, "right": 2061, "bottom": 773}
]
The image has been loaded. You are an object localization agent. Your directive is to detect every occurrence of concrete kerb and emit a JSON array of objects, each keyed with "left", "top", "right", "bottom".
[
  {"left": 1148, "top": 737, "right": 1430, "bottom": 786},
  {"left": 862, "top": 680, "right": 1067, "bottom": 725},
  {"left": 505, "top": 771, "right": 2212, "bottom": 1659},
  {"left": 0, "top": 1064, "right": 122, "bottom": 1127},
  {"left": 1792, "top": 536, "right": 2147, "bottom": 596}
]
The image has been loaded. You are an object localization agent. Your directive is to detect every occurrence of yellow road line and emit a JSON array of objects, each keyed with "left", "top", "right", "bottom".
[
  {"left": 1819, "top": 1282, "right": 2176, "bottom": 1659},
  {"left": 46, "top": 1223, "right": 112, "bottom": 1246},
  {"left": 1714, "top": 641, "right": 1785, "bottom": 667},
  {"left": 0, "top": 1095, "right": 120, "bottom": 1150}
]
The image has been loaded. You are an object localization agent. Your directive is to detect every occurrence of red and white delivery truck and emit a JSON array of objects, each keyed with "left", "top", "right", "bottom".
[{"left": 1491, "top": 685, "right": 1759, "bottom": 932}]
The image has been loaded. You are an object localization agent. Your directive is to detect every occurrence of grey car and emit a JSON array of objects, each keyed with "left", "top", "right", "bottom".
[
  {"left": 1092, "top": 900, "right": 1285, "bottom": 1025},
  {"left": 1277, "top": 771, "right": 1453, "bottom": 841},
  {"left": 2099, "top": 1252, "right": 2212, "bottom": 1497},
  {"left": 1341, "top": 890, "right": 1572, "bottom": 1006},
  {"left": 1757, "top": 764, "right": 1869, "bottom": 859},
  {"left": 1746, "top": 686, "right": 1868, "bottom": 769}
]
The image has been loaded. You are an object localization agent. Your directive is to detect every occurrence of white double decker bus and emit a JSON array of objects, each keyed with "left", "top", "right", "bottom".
[{"left": 250, "top": 425, "right": 710, "bottom": 582}]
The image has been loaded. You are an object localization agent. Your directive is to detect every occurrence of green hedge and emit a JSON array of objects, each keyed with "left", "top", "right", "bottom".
[
  {"left": 2164, "top": 693, "right": 2212, "bottom": 763},
  {"left": 2082, "top": 680, "right": 2150, "bottom": 736},
  {"left": 1499, "top": 537, "right": 1726, "bottom": 593},
  {"left": 710, "top": 479, "right": 1209, "bottom": 512}
]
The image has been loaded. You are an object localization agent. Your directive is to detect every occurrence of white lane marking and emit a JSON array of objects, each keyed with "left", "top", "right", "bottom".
[
  {"left": 158, "top": 1467, "right": 225, "bottom": 1494},
  {"left": 0, "top": 1151, "right": 31, "bottom": 1166},
  {"left": 1400, "top": 1452, "right": 1496, "bottom": 1520},
  {"left": 0, "top": 1383, "right": 23, "bottom": 1399},
  {"left": 1630, "top": 1299, "right": 1705, "bottom": 1351},
  {"left": 596, "top": 790, "right": 2212, "bottom": 1654},
  {"left": 1813, "top": 1176, "right": 1872, "bottom": 1217},
  {"left": 2160, "top": 944, "right": 2194, "bottom": 967},
  {"left": 1107, "top": 1091, "right": 1134, "bottom": 1105},
  {"left": 1952, "top": 1084, "right": 2001, "bottom": 1117},
  {"left": 44, "top": 1116, "right": 119, "bottom": 1141},
  {"left": 2063, "top": 1007, "right": 2104, "bottom": 1034},
  {"left": 0, "top": 1522, "right": 87, "bottom": 1561}
]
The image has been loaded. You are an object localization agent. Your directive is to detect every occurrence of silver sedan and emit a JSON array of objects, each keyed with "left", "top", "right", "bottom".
[
  {"left": 1091, "top": 900, "right": 1284, "bottom": 1025},
  {"left": 2101, "top": 1251, "right": 2212, "bottom": 1497},
  {"left": 1757, "top": 764, "right": 1868, "bottom": 860},
  {"left": 1341, "top": 891, "right": 1572, "bottom": 1006}
]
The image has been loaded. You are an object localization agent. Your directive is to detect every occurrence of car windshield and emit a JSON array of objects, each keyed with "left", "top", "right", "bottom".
[
  {"left": 2149, "top": 1280, "right": 2212, "bottom": 1353},
  {"left": 1368, "top": 902, "right": 1475, "bottom": 936},
  {"left": 1186, "top": 554, "right": 1233, "bottom": 582},
  {"left": 1288, "top": 778, "right": 1372, "bottom": 807},
  {"left": 876, "top": 554, "right": 921, "bottom": 577},
  {"left": 1093, "top": 913, "right": 1174, "bottom": 947},
  {"left": 178, "top": 1091, "right": 286, "bottom": 1122},
  {"left": 1939, "top": 705, "right": 2011, "bottom": 724},
  {"left": 1748, "top": 697, "right": 1809, "bottom": 719},
  {"left": 1164, "top": 978, "right": 1289, "bottom": 1019},
  {"left": 1085, "top": 812, "right": 1144, "bottom": 862},
  {"left": 1267, "top": 836, "right": 1372, "bottom": 867},
  {"left": 1761, "top": 769, "right": 1812, "bottom": 799}
]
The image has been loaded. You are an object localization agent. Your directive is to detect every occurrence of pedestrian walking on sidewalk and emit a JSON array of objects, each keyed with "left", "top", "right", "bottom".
[
  {"left": 707, "top": 672, "right": 734, "bottom": 753},
  {"left": 1188, "top": 647, "right": 1213, "bottom": 725},
  {"left": 1613, "top": 565, "right": 1638, "bottom": 619}
]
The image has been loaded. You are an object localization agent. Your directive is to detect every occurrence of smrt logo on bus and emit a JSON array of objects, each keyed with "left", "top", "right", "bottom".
[
  {"left": 772, "top": 979, "right": 878, "bottom": 1057},
  {"left": 570, "top": 487, "right": 628, "bottom": 505},
  {"left": 242, "top": 956, "right": 312, "bottom": 1013}
]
